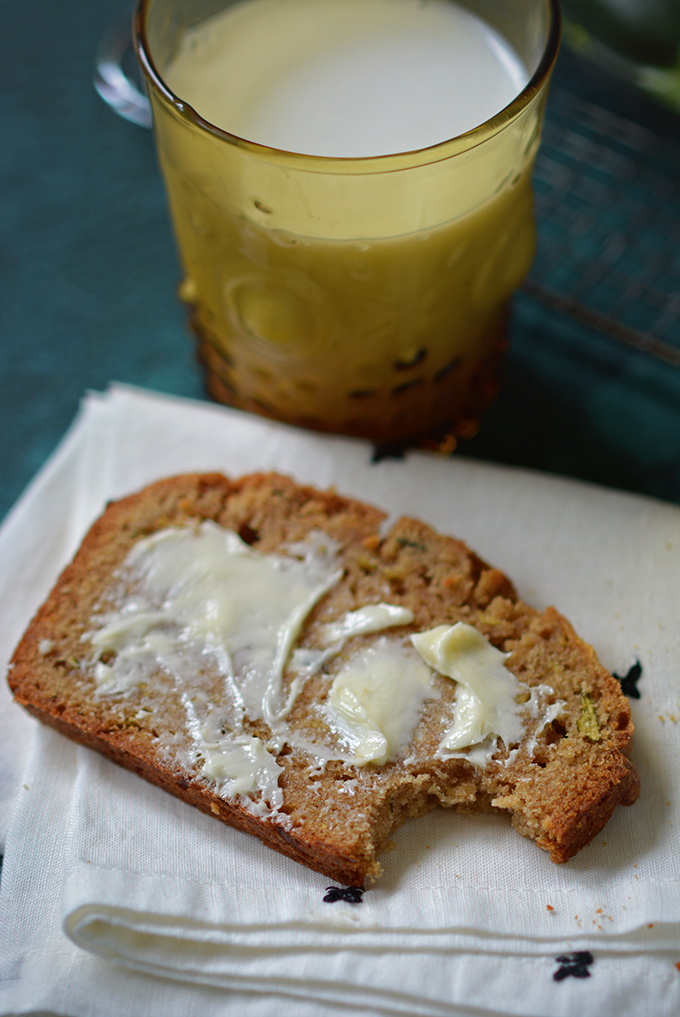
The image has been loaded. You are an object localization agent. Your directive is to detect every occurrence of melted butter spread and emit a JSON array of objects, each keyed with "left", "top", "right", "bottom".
[
  {"left": 199, "top": 734, "right": 285, "bottom": 811},
  {"left": 88, "top": 525, "right": 562, "bottom": 810},
  {"left": 90, "top": 522, "right": 342, "bottom": 725},
  {"left": 88, "top": 523, "right": 345, "bottom": 823},
  {"left": 411, "top": 622, "right": 525, "bottom": 763},
  {"left": 326, "top": 637, "right": 434, "bottom": 765},
  {"left": 86, "top": 524, "right": 423, "bottom": 815}
]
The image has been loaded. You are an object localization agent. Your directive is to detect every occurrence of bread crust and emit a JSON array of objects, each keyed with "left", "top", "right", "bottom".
[{"left": 8, "top": 472, "right": 639, "bottom": 885}]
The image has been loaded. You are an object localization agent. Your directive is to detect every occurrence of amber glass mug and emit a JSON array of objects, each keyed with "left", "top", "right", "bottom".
[{"left": 135, "top": 0, "right": 560, "bottom": 446}]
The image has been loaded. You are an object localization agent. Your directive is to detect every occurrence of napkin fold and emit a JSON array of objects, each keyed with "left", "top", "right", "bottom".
[{"left": 1, "top": 385, "right": 679, "bottom": 1017}]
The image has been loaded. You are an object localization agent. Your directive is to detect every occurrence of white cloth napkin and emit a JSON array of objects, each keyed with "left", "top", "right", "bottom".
[{"left": 1, "top": 384, "right": 679, "bottom": 1017}]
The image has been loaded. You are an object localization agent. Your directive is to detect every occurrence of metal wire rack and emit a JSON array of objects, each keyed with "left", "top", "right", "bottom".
[{"left": 525, "top": 81, "right": 680, "bottom": 368}]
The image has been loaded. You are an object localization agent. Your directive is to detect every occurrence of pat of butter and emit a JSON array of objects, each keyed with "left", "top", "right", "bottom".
[
  {"left": 327, "top": 637, "right": 433, "bottom": 765},
  {"left": 318, "top": 603, "right": 414, "bottom": 646},
  {"left": 411, "top": 622, "right": 524, "bottom": 758}
]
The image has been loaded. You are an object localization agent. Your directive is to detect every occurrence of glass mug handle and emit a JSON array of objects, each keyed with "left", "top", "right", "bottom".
[{"left": 94, "top": 8, "right": 152, "bottom": 128}]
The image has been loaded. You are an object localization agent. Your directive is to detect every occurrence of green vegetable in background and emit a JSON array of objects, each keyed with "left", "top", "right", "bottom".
[
  {"left": 562, "top": 0, "right": 680, "bottom": 67},
  {"left": 562, "top": 0, "right": 680, "bottom": 110}
]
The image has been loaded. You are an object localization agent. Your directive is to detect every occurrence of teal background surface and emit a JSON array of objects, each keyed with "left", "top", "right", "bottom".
[{"left": 2, "top": 0, "right": 680, "bottom": 520}]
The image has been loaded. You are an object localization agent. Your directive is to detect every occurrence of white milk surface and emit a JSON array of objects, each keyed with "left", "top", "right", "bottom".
[{"left": 166, "top": 0, "right": 529, "bottom": 157}]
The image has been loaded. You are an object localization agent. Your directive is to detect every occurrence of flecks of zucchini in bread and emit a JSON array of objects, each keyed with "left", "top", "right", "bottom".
[{"left": 577, "top": 689, "right": 602, "bottom": 742}]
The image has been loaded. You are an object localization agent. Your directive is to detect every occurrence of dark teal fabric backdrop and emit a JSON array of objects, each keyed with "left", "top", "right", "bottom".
[{"left": 2, "top": 0, "right": 680, "bottom": 520}]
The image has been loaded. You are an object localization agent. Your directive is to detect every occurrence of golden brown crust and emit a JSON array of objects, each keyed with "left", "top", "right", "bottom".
[{"left": 8, "top": 472, "right": 639, "bottom": 885}]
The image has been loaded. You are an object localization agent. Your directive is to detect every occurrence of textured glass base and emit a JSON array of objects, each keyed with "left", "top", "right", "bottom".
[{"left": 188, "top": 299, "right": 508, "bottom": 450}]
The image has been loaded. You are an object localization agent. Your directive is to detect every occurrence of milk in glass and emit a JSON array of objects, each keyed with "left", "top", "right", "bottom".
[{"left": 145, "top": 0, "right": 542, "bottom": 442}]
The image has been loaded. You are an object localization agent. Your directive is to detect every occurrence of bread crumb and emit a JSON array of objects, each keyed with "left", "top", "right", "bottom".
[{"left": 362, "top": 534, "right": 381, "bottom": 552}]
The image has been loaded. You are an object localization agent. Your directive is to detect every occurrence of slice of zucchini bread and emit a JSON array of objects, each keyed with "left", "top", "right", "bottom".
[{"left": 8, "top": 472, "right": 639, "bottom": 886}]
